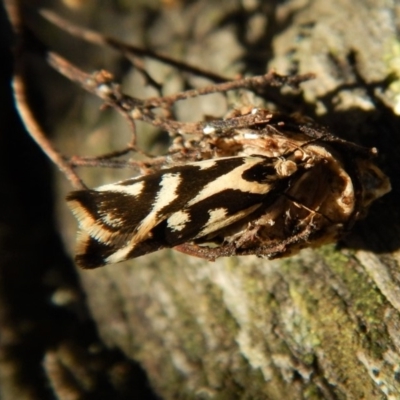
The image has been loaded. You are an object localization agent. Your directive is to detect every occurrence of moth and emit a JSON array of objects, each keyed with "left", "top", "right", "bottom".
[{"left": 67, "top": 109, "right": 391, "bottom": 268}]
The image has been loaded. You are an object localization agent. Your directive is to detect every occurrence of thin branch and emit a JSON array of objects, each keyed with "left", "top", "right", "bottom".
[
  {"left": 12, "top": 74, "right": 86, "bottom": 189},
  {"left": 47, "top": 52, "right": 314, "bottom": 138},
  {"left": 67, "top": 155, "right": 168, "bottom": 171},
  {"left": 143, "top": 71, "right": 315, "bottom": 108},
  {"left": 5, "top": 0, "right": 86, "bottom": 189},
  {"left": 40, "top": 9, "right": 231, "bottom": 83},
  {"left": 47, "top": 51, "right": 203, "bottom": 135}
]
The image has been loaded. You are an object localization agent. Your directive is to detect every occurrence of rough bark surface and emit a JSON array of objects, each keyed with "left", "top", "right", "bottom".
[{"left": 3, "top": 1, "right": 400, "bottom": 399}]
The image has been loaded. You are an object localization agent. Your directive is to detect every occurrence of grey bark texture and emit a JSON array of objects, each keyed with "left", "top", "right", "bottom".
[{"left": 4, "top": 0, "right": 400, "bottom": 399}]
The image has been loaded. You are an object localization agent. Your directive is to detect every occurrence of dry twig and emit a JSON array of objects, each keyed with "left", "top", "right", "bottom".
[
  {"left": 5, "top": 0, "right": 86, "bottom": 189},
  {"left": 8, "top": 5, "right": 314, "bottom": 187}
]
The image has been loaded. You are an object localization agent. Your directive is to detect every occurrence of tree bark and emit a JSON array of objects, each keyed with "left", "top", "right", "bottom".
[{"left": 4, "top": 0, "right": 400, "bottom": 399}]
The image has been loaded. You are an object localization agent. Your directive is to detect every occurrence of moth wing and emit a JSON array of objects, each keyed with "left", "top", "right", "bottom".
[
  {"left": 67, "top": 169, "right": 188, "bottom": 268},
  {"left": 67, "top": 156, "right": 287, "bottom": 268}
]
